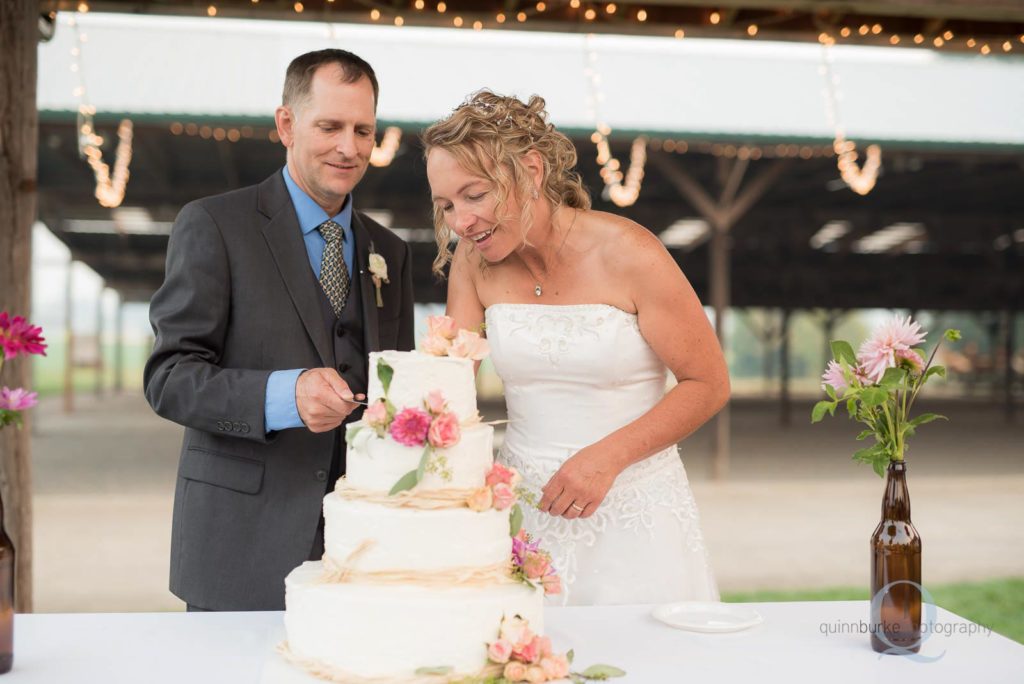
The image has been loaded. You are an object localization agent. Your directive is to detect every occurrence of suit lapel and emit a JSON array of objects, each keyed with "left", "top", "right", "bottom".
[
  {"left": 258, "top": 172, "right": 334, "bottom": 367},
  {"left": 352, "top": 212, "right": 381, "bottom": 353}
]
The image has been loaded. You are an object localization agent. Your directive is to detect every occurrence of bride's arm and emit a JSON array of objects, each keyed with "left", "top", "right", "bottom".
[
  {"left": 445, "top": 239, "right": 486, "bottom": 374},
  {"left": 540, "top": 223, "right": 730, "bottom": 518}
]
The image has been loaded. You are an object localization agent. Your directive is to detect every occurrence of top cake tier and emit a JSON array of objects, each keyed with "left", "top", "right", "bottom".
[{"left": 367, "top": 351, "right": 478, "bottom": 420}]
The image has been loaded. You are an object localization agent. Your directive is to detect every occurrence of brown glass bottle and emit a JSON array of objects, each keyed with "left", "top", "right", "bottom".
[
  {"left": 0, "top": 487, "right": 13, "bottom": 674},
  {"left": 870, "top": 460, "right": 922, "bottom": 653}
]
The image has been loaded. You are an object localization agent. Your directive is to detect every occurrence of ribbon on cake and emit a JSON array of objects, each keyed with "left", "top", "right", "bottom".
[
  {"left": 316, "top": 539, "right": 517, "bottom": 587},
  {"left": 333, "top": 481, "right": 481, "bottom": 511},
  {"left": 276, "top": 641, "right": 504, "bottom": 684}
]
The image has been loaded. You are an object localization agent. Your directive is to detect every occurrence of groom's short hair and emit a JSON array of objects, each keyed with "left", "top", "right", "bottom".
[{"left": 283, "top": 49, "right": 379, "bottom": 111}]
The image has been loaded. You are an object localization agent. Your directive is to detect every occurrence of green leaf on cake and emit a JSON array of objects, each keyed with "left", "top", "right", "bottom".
[
  {"left": 578, "top": 664, "right": 627, "bottom": 679},
  {"left": 377, "top": 359, "right": 394, "bottom": 394},
  {"left": 389, "top": 469, "right": 419, "bottom": 495},
  {"left": 416, "top": 446, "right": 432, "bottom": 482},
  {"left": 414, "top": 666, "right": 453, "bottom": 676},
  {"left": 345, "top": 424, "right": 363, "bottom": 443},
  {"left": 567, "top": 649, "right": 575, "bottom": 664},
  {"left": 509, "top": 504, "right": 524, "bottom": 536}
]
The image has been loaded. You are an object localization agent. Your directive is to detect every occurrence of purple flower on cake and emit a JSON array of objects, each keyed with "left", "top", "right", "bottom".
[
  {"left": 448, "top": 329, "right": 490, "bottom": 361},
  {"left": 0, "top": 312, "right": 47, "bottom": 360},
  {"left": 424, "top": 389, "right": 448, "bottom": 415},
  {"left": 388, "top": 407, "right": 432, "bottom": 447},
  {"left": 856, "top": 314, "right": 927, "bottom": 384},
  {"left": 427, "top": 411, "right": 461, "bottom": 449},
  {"left": 512, "top": 530, "right": 561, "bottom": 596},
  {"left": 0, "top": 387, "right": 37, "bottom": 411}
]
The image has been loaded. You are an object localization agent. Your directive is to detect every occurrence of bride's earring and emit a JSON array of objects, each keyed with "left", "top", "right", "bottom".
[{"left": 531, "top": 188, "right": 539, "bottom": 200}]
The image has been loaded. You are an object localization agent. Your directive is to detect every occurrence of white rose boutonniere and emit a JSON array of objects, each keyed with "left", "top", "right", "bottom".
[{"left": 367, "top": 245, "right": 389, "bottom": 308}]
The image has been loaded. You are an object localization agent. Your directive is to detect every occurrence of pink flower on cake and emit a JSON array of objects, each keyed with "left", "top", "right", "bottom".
[
  {"left": 485, "top": 462, "right": 521, "bottom": 488},
  {"left": 857, "top": 315, "right": 927, "bottom": 384},
  {"left": 388, "top": 408, "right": 432, "bottom": 447},
  {"left": 522, "top": 551, "right": 551, "bottom": 581},
  {"left": 420, "top": 333, "right": 452, "bottom": 357},
  {"left": 514, "top": 636, "right": 543, "bottom": 664},
  {"left": 448, "top": 329, "right": 490, "bottom": 361},
  {"left": 0, "top": 387, "right": 37, "bottom": 411},
  {"left": 525, "top": 665, "right": 547, "bottom": 683},
  {"left": 503, "top": 661, "right": 528, "bottom": 681},
  {"left": 466, "top": 486, "right": 494, "bottom": 512},
  {"left": 491, "top": 483, "right": 516, "bottom": 511},
  {"left": 363, "top": 400, "right": 388, "bottom": 428},
  {"left": 541, "top": 654, "right": 570, "bottom": 679},
  {"left": 426, "top": 315, "right": 458, "bottom": 340},
  {"left": 0, "top": 313, "right": 47, "bottom": 360},
  {"left": 424, "top": 389, "right": 448, "bottom": 415},
  {"left": 427, "top": 411, "right": 461, "bottom": 449},
  {"left": 487, "top": 638, "right": 513, "bottom": 664},
  {"left": 541, "top": 573, "right": 562, "bottom": 596}
]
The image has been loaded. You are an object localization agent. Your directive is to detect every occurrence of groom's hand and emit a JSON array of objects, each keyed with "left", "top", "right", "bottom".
[
  {"left": 295, "top": 368, "right": 365, "bottom": 433},
  {"left": 538, "top": 447, "right": 619, "bottom": 520}
]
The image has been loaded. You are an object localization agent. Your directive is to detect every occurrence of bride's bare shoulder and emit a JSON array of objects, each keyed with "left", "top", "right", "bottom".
[{"left": 586, "top": 210, "right": 671, "bottom": 272}]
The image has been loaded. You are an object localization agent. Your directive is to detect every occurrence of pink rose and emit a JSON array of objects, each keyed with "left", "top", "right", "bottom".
[
  {"left": 534, "top": 636, "right": 553, "bottom": 658},
  {"left": 427, "top": 411, "right": 461, "bottom": 449},
  {"left": 426, "top": 315, "right": 458, "bottom": 340},
  {"left": 541, "top": 654, "right": 570, "bottom": 679},
  {"left": 466, "top": 486, "right": 494, "bottom": 512},
  {"left": 499, "top": 615, "right": 531, "bottom": 645},
  {"left": 487, "top": 638, "right": 513, "bottom": 664},
  {"left": 503, "top": 661, "right": 528, "bottom": 681},
  {"left": 485, "top": 462, "right": 514, "bottom": 487},
  {"left": 448, "top": 329, "right": 490, "bottom": 361},
  {"left": 363, "top": 400, "right": 388, "bottom": 428},
  {"left": 492, "top": 483, "right": 517, "bottom": 511},
  {"left": 388, "top": 408, "right": 432, "bottom": 447},
  {"left": 522, "top": 551, "right": 551, "bottom": 580},
  {"left": 541, "top": 573, "right": 562, "bottom": 596},
  {"left": 424, "top": 389, "right": 448, "bottom": 415},
  {"left": 0, "top": 387, "right": 38, "bottom": 412},
  {"left": 514, "top": 636, "right": 542, "bottom": 664},
  {"left": 525, "top": 665, "right": 547, "bottom": 683},
  {"left": 421, "top": 333, "right": 452, "bottom": 356}
]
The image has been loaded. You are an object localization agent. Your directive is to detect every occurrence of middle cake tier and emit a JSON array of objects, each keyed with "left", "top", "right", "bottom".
[{"left": 323, "top": 496, "right": 512, "bottom": 572}]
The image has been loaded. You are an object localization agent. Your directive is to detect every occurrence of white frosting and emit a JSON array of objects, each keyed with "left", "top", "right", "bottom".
[
  {"left": 345, "top": 423, "right": 494, "bottom": 492},
  {"left": 323, "top": 497, "right": 512, "bottom": 572},
  {"left": 285, "top": 561, "right": 544, "bottom": 678},
  {"left": 367, "top": 351, "right": 477, "bottom": 420}
]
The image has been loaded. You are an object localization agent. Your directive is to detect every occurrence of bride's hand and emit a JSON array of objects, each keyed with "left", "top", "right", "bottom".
[{"left": 538, "top": 446, "right": 621, "bottom": 520}]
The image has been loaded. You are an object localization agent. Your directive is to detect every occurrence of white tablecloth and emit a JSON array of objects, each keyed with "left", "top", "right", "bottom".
[{"left": 7, "top": 601, "right": 1022, "bottom": 683}]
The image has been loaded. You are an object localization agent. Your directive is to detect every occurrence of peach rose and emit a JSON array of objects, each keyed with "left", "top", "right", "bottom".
[
  {"left": 421, "top": 333, "right": 452, "bottom": 356},
  {"left": 534, "top": 636, "right": 553, "bottom": 658},
  {"left": 503, "top": 661, "right": 528, "bottom": 681},
  {"left": 363, "top": 400, "right": 388, "bottom": 428},
  {"left": 426, "top": 315, "right": 458, "bottom": 340},
  {"left": 427, "top": 411, "right": 461, "bottom": 449},
  {"left": 467, "top": 486, "right": 494, "bottom": 512},
  {"left": 522, "top": 551, "right": 551, "bottom": 580},
  {"left": 541, "top": 573, "right": 562, "bottom": 596},
  {"left": 541, "top": 654, "right": 570, "bottom": 679},
  {"left": 424, "top": 389, "right": 447, "bottom": 415},
  {"left": 492, "top": 483, "right": 516, "bottom": 511},
  {"left": 448, "top": 329, "right": 490, "bottom": 361},
  {"left": 487, "top": 638, "right": 513, "bottom": 664},
  {"left": 525, "top": 665, "right": 547, "bottom": 683}
]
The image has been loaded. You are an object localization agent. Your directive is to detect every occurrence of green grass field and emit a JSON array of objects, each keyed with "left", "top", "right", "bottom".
[{"left": 722, "top": 577, "right": 1024, "bottom": 644}]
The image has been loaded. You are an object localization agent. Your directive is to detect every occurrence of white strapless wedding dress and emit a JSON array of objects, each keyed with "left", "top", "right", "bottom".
[{"left": 485, "top": 303, "right": 719, "bottom": 606}]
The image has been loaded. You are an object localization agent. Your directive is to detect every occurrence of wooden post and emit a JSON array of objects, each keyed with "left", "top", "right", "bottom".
[
  {"left": 779, "top": 308, "right": 791, "bottom": 427},
  {"left": 64, "top": 261, "right": 74, "bottom": 414},
  {"left": 1005, "top": 309, "right": 1016, "bottom": 423},
  {"left": 114, "top": 294, "right": 124, "bottom": 394},
  {"left": 95, "top": 283, "right": 105, "bottom": 397},
  {"left": 0, "top": 0, "right": 38, "bottom": 612}
]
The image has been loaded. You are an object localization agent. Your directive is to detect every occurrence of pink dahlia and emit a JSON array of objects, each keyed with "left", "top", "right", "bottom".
[
  {"left": 0, "top": 387, "right": 38, "bottom": 411},
  {"left": 857, "top": 315, "right": 927, "bottom": 384},
  {"left": 388, "top": 407, "right": 432, "bottom": 447},
  {"left": 0, "top": 312, "right": 47, "bottom": 360},
  {"left": 820, "top": 360, "right": 848, "bottom": 393}
]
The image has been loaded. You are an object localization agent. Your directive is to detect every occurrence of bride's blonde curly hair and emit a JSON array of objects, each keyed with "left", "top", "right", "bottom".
[{"left": 422, "top": 90, "right": 591, "bottom": 277}]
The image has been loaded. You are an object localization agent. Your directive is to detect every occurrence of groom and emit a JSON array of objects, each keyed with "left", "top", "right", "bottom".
[{"left": 144, "top": 49, "right": 415, "bottom": 611}]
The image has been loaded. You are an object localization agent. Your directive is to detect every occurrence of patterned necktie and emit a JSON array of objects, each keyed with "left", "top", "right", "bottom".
[{"left": 317, "top": 219, "right": 350, "bottom": 316}]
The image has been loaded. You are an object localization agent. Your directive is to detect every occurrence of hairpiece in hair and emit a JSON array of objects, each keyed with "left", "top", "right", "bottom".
[{"left": 453, "top": 99, "right": 513, "bottom": 126}]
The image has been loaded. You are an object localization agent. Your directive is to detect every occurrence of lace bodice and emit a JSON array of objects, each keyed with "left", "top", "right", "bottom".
[{"left": 484, "top": 303, "right": 718, "bottom": 605}]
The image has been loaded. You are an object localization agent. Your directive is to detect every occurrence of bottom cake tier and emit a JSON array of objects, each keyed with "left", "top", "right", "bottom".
[{"left": 283, "top": 561, "right": 545, "bottom": 679}]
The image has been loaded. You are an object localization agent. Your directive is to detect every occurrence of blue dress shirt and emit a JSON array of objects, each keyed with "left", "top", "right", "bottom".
[{"left": 264, "top": 166, "right": 356, "bottom": 432}]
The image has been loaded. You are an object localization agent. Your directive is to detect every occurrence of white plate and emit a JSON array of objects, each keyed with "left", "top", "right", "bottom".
[{"left": 652, "top": 601, "right": 764, "bottom": 633}]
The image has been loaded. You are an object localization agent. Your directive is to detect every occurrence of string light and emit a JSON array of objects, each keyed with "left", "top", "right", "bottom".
[
  {"left": 437, "top": 2, "right": 447, "bottom": 13},
  {"left": 709, "top": 11, "right": 720, "bottom": 25},
  {"left": 606, "top": 3, "right": 617, "bottom": 14},
  {"left": 747, "top": 24, "right": 758, "bottom": 37},
  {"left": 570, "top": 0, "right": 580, "bottom": 8},
  {"left": 818, "top": 43, "right": 880, "bottom": 195},
  {"left": 981, "top": 44, "right": 991, "bottom": 54},
  {"left": 370, "top": 127, "right": 403, "bottom": 167},
  {"left": 1003, "top": 41, "right": 1013, "bottom": 52},
  {"left": 840, "top": 27, "right": 851, "bottom": 38},
  {"left": 889, "top": 35, "right": 900, "bottom": 45},
  {"left": 453, "top": 16, "right": 463, "bottom": 27},
  {"left": 473, "top": 20, "right": 483, "bottom": 30},
  {"left": 517, "top": 11, "right": 526, "bottom": 22},
  {"left": 913, "top": 34, "right": 924, "bottom": 44},
  {"left": 872, "top": 24, "right": 883, "bottom": 34},
  {"left": 536, "top": 2, "right": 546, "bottom": 12},
  {"left": 933, "top": 37, "right": 944, "bottom": 47},
  {"left": 415, "top": 0, "right": 425, "bottom": 9},
  {"left": 584, "top": 8, "right": 596, "bottom": 21},
  {"left": 943, "top": 30, "right": 954, "bottom": 40},
  {"left": 394, "top": 16, "right": 404, "bottom": 26},
  {"left": 496, "top": 12, "right": 506, "bottom": 23},
  {"left": 370, "top": 9, "right": 380, "bottom": 21},
  {"left": 77, "top": 2, "right": 89, "bottom": 12},
  {"left": 674, "top": 28, "right": 684, "bottom": 39},
  {"left": 293, "top": 2, "right": 303, "bottom": 13},
  {"left": 637, "top": 9, "right": 647, "bottom": 22},
  {"left": 967, "top": 38, "right": 976, "bottom": 47},
  {"left": 207, "top": 5, "right": 217, "bottom": 17}
]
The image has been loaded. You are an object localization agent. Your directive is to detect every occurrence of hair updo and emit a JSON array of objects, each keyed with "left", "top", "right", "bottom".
[{"left": 422, "top": 90, "right": 591, "bottom": 276}]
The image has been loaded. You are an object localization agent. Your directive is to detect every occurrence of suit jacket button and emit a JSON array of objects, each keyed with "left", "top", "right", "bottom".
[
  {"left": 335, "top": 325, "right": 346, "bottom": 338},
  {"left": 337, "top": 363, "right": 350, "bottom": 373},
  {"left": 315, "top": 470, "right": 328, "bottom": 482}
]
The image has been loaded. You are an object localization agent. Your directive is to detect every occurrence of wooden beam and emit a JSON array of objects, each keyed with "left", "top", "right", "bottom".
[{"left": 0, "top": 0, "right": 37, "bottom": 613}]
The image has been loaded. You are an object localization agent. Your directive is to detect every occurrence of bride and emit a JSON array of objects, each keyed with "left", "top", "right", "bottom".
[{"left": 423, "top": 91, "right": 729, "bottom": 606}]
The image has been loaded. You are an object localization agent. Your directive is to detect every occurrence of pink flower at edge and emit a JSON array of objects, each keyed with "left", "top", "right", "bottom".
[
  {"left": 363, "top": 400, "right": 388, "bottom": 428},
  {"left": 541, "top": 572, "right": 562, "bottom": 596},
  {"left": 0, "top": 313, "right": 47, "bottom": 360},
  {"left": 421, "top": 333, "right": 452, "bottom": 357},
  {"left": 426, "top": 315, "right": 458, "bottom": 340},
  {"left": 0, "top": 387, "right": 38, "bottom": 412},
  {"left": 857, "top": 315, "right": 927, "bottom": 384},
  {"left": 487, "top": 639, "right": 513, "bottom": 664},
  {"left": 521, "top": 551, "right": 551, "bottom": 580},
  {"left": 514, "top": 636, "right": 542, "bottom": 664},
  {"left": 491, "top": 483, "right": 516, "bottom": 510},
  {"left": 388, "top": 408, "right": 432, "bottom": 447},
  {"left": 427, "top": 411, "right": 461, "bottom": 449},
  {"left": 424, "top": 389, "right": 448, "bottom": 415},
  {"left": 820, "top": 360, "right": 848, "bottom": 393},
  {"left": 449, "top": 329, "right": 490, "bottom": 361}
]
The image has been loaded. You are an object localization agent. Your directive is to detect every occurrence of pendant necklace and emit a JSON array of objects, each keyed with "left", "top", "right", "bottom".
[{"left": 524, "top": 209, "right": 578, "bottom": 297}]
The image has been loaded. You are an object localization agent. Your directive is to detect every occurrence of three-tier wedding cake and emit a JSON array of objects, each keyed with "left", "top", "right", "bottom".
[{"left": 277, "top": 320, "right": 566, "bottom": 683}]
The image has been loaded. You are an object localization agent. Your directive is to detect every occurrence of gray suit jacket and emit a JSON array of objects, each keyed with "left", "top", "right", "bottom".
[{"left": 144, "top": 170, "right": 415, "bottom": 610}]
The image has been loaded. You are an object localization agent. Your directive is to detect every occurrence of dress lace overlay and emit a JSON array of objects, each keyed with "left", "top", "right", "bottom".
[{"left": 485, "top": 304, "right": 719, "bottom": 606}]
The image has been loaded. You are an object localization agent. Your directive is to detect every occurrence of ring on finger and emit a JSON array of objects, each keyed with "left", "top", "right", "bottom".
[{"left": 570, "top": 503, "right": 585, "bottom": 512}]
